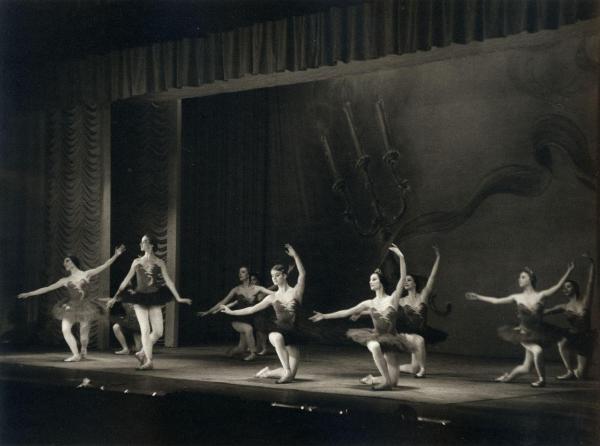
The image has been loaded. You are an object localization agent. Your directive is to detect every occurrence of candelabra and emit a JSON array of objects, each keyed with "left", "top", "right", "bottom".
[{"left": 320, "top": 99, "right": 410, "bottom": 238}]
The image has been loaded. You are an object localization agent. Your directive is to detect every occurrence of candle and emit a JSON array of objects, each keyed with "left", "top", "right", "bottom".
[
  {"left": 321, "top": 134, "right": 340, "bottom": 180},
  {"left": 343, "top": 102, "right": 365, "bottom": 158}
]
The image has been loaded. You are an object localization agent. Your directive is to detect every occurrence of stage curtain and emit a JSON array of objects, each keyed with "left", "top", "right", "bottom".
[{"left": 45, "top": 0, "right": 597, "bottom": 106}]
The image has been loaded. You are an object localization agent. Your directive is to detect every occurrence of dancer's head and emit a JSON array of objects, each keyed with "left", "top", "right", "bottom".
[
  {"left": 370, "top": 268, "right": 389, "bottom": 293},
  {"left": 519, "top": 267, "right": 537, "bottom": 289},
  {"left": 63, "top": 255, "right": 82, "bottom": 273},
  {"left": 403, "top": 274, "right": 426, "bottom": 293},
  {"left": 238, "top": 266, "right": 250, "bottom": 282},
  {"left": 270, "top": 264, "right": 288, "bottom": 287},
  {"left": 249, "top": 272, "right": 261, "bottom": 286},
  {"left": 140, "top": 234, "right": 157, "bottom": 254},
  {"left": 562, "top": 280, "right": 580, "bottom": 299}
]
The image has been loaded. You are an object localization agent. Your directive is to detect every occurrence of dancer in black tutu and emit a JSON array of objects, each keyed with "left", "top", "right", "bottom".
[
  {"left": 221, "top": 244, "right": 306, "bottom": 384},
  {"left": 311, "top": 244, "right": 424, "bottom": 391},
  {"left": 466, "top": 262, "right": 574, "bottom": 387},
  {"left": 545, "top": 255, "right": 596, "bottom": 380},
  {"left": 18, "top": 245, "right": 126, "bottom": 361},
  {"left": 107, "top": 235, "right": 191, "bottom": 370},
  {"left": 197, "top": 266, "right": 275, "bottom": 361},
  {"left": 111, "top": 302, "right": 141, "bottom": 355}
]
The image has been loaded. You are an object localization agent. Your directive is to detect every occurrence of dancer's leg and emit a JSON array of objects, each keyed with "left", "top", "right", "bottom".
[
  {"left": 526, "top": 343, "right": 546, "bottom": 386},
  {"left": 79, "top": 321, "right": 90, "bottom": 358},
  {"left": 61, "top": 318, "right": 81, "bottom": 361},
  {"left": 113, "top": 323, "right": 130, "bottom": 354},
  {"left": 133, "top": 305, "right": 151, "bottom": 367},
  {"left": 556, "top": 338, "right": 574, "bottom": 379},
  {"left": 498, "top": 347, "right": 533, "bottom": 382},
  {"left": 366, "top": 341, "right": 392, "bottom": 390}
]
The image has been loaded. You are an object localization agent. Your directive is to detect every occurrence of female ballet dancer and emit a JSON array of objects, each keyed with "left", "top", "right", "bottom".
[
  {"left": 545, "top": 255, "right": 596, "bottom": 380},
  {"left": 311, "top": 244, "right": 422, "bottom": 390},
  {"left": 466, "top": 262, "right": 574, "bottom": 387},
  {"left": 111, "top": 302, "right": 142, "bottom": 355},
  {"left": 221, "top": 244, "right": 306, "bottom": 384},
  {"left": 107, "top": 235, "right": 191, "bottom": 370},
  {"left": 197, "top": 266, "right": 275, "bottom": 361},
  {"left": 354, "top": 245, "right": 445, "bottom": 381},
  {"left": 18, "top": 245, "right": 126, "bottom": 361},
  {"left": 250, "top": 272, "right": 273, "bottom": 355}
]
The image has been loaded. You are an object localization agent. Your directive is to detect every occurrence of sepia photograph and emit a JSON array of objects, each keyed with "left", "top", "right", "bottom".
[{"left": 0, "top": 0, "right": 598, "bottom": 444}]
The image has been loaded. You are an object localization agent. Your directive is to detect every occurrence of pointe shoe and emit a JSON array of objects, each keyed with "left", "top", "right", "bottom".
[
  {"left": 360, "top": 374, "right": 375, "bottom": 385},
  {"left": 135, "top": 351, "right": 146, "bottom": 365},
  {"left": 574, "top": 369, "right": 583, "bottom": 380},
  {"left": 257, "top": 348, "right": 268, "bottom": 356},
  {"left": 255, "top": 366, "right": 270, "bottom": 378},
  {"left": 415, "top": 368, "right": 426, "bottom": 379},
  {"left": 64, "top": 354, "right": 82, "bottom": 362},
  {"left": 243, "top": 352, "right": 257, "bottom": 361},
  {"left": 136, "top": 361, "right": 154, "bottom": 371},
  {"left": 276, "top": 371, "right": 294, "bottom": 384},
  {"left": 556, "top": 371, "right": 575, "bottom": 380},
  {"left": 494, "top": 373, "right": 511, "bottom": 383},
  {"left": 115, "top": 348, "right": 130, "bottom": 355},
  {"left": 530, "top": 380, "right": 546, "bottom": 388},
  {"left": 371, "top": 382, "right": 392, "bottom": 391}
]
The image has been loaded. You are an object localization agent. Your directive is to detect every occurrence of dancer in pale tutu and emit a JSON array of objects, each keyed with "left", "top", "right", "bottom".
[{"left": 18, "top": 245, "right": 126, "bottom": 361}]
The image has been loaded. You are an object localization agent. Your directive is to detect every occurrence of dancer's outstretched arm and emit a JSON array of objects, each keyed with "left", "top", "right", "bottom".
[
  {"left": 107, "top": 260, "right": 139, "bottom": 308},
  {"left": 198, "top": 288, "right": 238, "bottom": 316},
  {"left": 221, "top": 295, "right": 274, "bottom": 316},
  {"left": 420, "top": 245, "right": 440, "bottom": 304},
  {"left": 285, "top": 244, "right": 305, "bottom": 301},
  {"left": 544, "top": 303, "right": 566, "bottom": 315},
  {"left": 540, "top": 262, "right": 575, "bottom": 298},
  {"left": 581, "top": 255, "right": 595, "bottom": 310},
  {"left": 465, "top": 292, "right": 515, "bottom": 305},
  {"left": 157, "top": 259, "right": 192, "bottom": 305},
  {"left": 18, "top": 278, "right": 68, "bottom": 299},
  {"left": 85, "top": 245, "right": 126, "bottom": 278},
  {"left": 310, "top": 300, "right": 372, "bottom": 322},
  {"left": 389, "top": 243, "right": 406, "bottom": 306}
]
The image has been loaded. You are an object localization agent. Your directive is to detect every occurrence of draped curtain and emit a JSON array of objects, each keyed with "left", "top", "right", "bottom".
[{"left": 43, "top": 0, "right": 597, "bottom": 107}]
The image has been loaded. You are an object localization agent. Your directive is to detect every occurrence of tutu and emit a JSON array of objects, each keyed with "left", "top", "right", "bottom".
[
  {"left": 564, "top": 310, "right": 597, "bottom": 356},
  {"left": 52, "top": 298, "right": 104, "bottom": 323},
  {"left": 498, "top": 303, "right": 568, "bottom": 347},
  {"left": 398, "top": 303, "right": 448, "bottom": 345},
  {"left": 347, "top": 305, "right": 411, "bottom": 353},
  {"left": 261, "top": 299, "right": 317, "bottom": 346},
  {"left": 120, "top": 288, "right": 172, "bottom": 307},
  {"left": 230, "top": 295, "right": 259, "bottom": 325}
]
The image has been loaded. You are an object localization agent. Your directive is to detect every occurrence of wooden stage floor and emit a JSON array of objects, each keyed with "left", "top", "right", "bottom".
[{"left": 1, "top": 344, "right": 598, "bottom": 444}]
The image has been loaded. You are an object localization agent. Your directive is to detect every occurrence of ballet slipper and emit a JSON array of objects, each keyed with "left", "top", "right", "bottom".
[
  {"left": 64, "top": 354, "right": 82, "bottom": 362},
  {"left": 574, "top": 369, "right": 583, "bottom": 379},
  {"left": 530, "top": 379, "right": 546, "bottom": 388},
  {"left": 276, "top": 370, "right": 294, "bottom": 384},
  {"left": 255, "top": 366, "right": 270, "bottom": 378},
  {"left": 494, "top": 373, "right": 511, "bottom": 383},
  {"left": 135, "top": 350, "right": 146, "bottom": 365},
  {"left": 114, "top": 348, "right": 130, "bottom": 355},
  {"left": 257, "top": 348, "right": 268, "bottom": 356},
  {"left": 414, "top": 368, "right": 426, "bottom": 379},
  {"left": 556, "top": 370, "right": 575, "bottom": 380},
  {"left": 359, "top": 374, "right": 375, "bottom": 385},
  {"left": 243, "top": 352, "right": 257, "bottom": 361},
  {"left": 371, "top": 382, "right": 392, "bottom": 391},
  {"left": 136, "top": 360, "right": 154, "bottom": 371}
]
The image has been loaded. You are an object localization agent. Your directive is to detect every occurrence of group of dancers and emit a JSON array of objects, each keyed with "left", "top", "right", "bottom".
[{"left": 17, "top": 234, "right": 596, "bottom": 390}]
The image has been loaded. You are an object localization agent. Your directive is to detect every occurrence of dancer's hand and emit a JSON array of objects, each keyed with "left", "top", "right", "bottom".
[
  {"left": 465, "top": 292, "right": 479, "bottom": 301},
  {"left": 115, "top": 244, "right": 126, "bottom": 256},
  {"left": 197, "top": 311, "right": 210, "bottom": 317},
  {"left": 433, "top": 245, "right": 440, "bottom": 257},
  {"left": 220, "top": 305, "right": 233, "bottom": 315},
  {"left": 177, "top": 298, "right": 192, "bottom": 305},
  {"left": 309, "top": 311, "right": 325, "bottom": 322},
  {"left": 350, "top": 312, "right": 362, "bottom": 322},
  {"left": 17, "top": 292, "right": 30, "bottom": 299},
  {"left": 567, "top": 261, "right": 575, "bottom": 272},
  {"left": 388, "top": 243, "right": 404, "bottom": 257},
  {"left": 106, "top": 297, "right": 117, "bottom": 309},
  {"left": 284, "top": 243, "right": 297, "bottom": 257}
]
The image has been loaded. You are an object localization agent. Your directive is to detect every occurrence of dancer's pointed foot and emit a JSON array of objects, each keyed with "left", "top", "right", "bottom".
[
  {"left": 574, "top": 369, "right": 584, "bottom": 379},
  {"left": 531, "top": 379, "right": 546, "bottom": 388},
  {"left": 136, "top": 360, "right": 154, "bottom": 371},
  {"left": 64, "top": 354, "right": 82, "bottom": 362},
  {"left": 115, "top": 348, "right": 130, "bottom": 355},
  {"left": 360, "top": 374, "right": 375, "bottom": 385},
  {"left": 135, "top": 350, "right": 146, "bottom": 365},
  {"left": 494, "top": 372, "right": 511, "bottom": 383},
  {"left": 257, "top": 348, "right": 268, "bottom": 356},
  {"left": 415, "top": 368, "right": 426, "bottom": 378},
  {"left": 243, "top": 352, "right": 257, "bottom": 361},
  {"left": 276, "top": 370, "right": 294, "bottom": 384},
  {"left": 255, "top": 366, "right": 270, "bottom": 378},
  {"left": 556, "top": 370, "right": 575, "bottom": 380},
  {"left": 371, "top": 382, "right": 392, "bottom": 391}
]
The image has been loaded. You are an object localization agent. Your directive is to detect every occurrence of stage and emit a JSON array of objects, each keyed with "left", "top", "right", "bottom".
[{"left": 1, "top": 345, "right": 598, "bottom": 445}]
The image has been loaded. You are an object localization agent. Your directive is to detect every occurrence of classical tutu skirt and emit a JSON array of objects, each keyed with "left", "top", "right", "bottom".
[
  {"left": 346, "top": 328, "right": 411, "bottom": 353},
  {"left": 497, "top": 323, "right": 567, "bottom": 347},
  {"left": 52, "top": 299, "right": 104, "bottom": 323},
  {"left": 565, "top": 329, "right": 598, "bottom": 356},
  {"left": 120, "top": 288, "right": 172, "bottom": 307}
]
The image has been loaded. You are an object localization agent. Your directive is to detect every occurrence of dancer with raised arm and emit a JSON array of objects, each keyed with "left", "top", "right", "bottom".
[
  {"left": 545, "top": 255, "right": 596, "bottom": 380},
  {"left": 18, "top": 245, "right": 126, "bottom": 361},
  {"left": 107, "top": 235, "right": 192, "bottom": 370},
  {"left": 197, "top": 266, "right": 275, "bottom": 360},
  {"left": 310, "top": 244, "right": 422, "bottom": 390},
  {"left": 466, "top": 262, "right": 574, "bottom": 387},
  {"left": 221, "top": 244, "right": 306, "bottom": 384}
]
